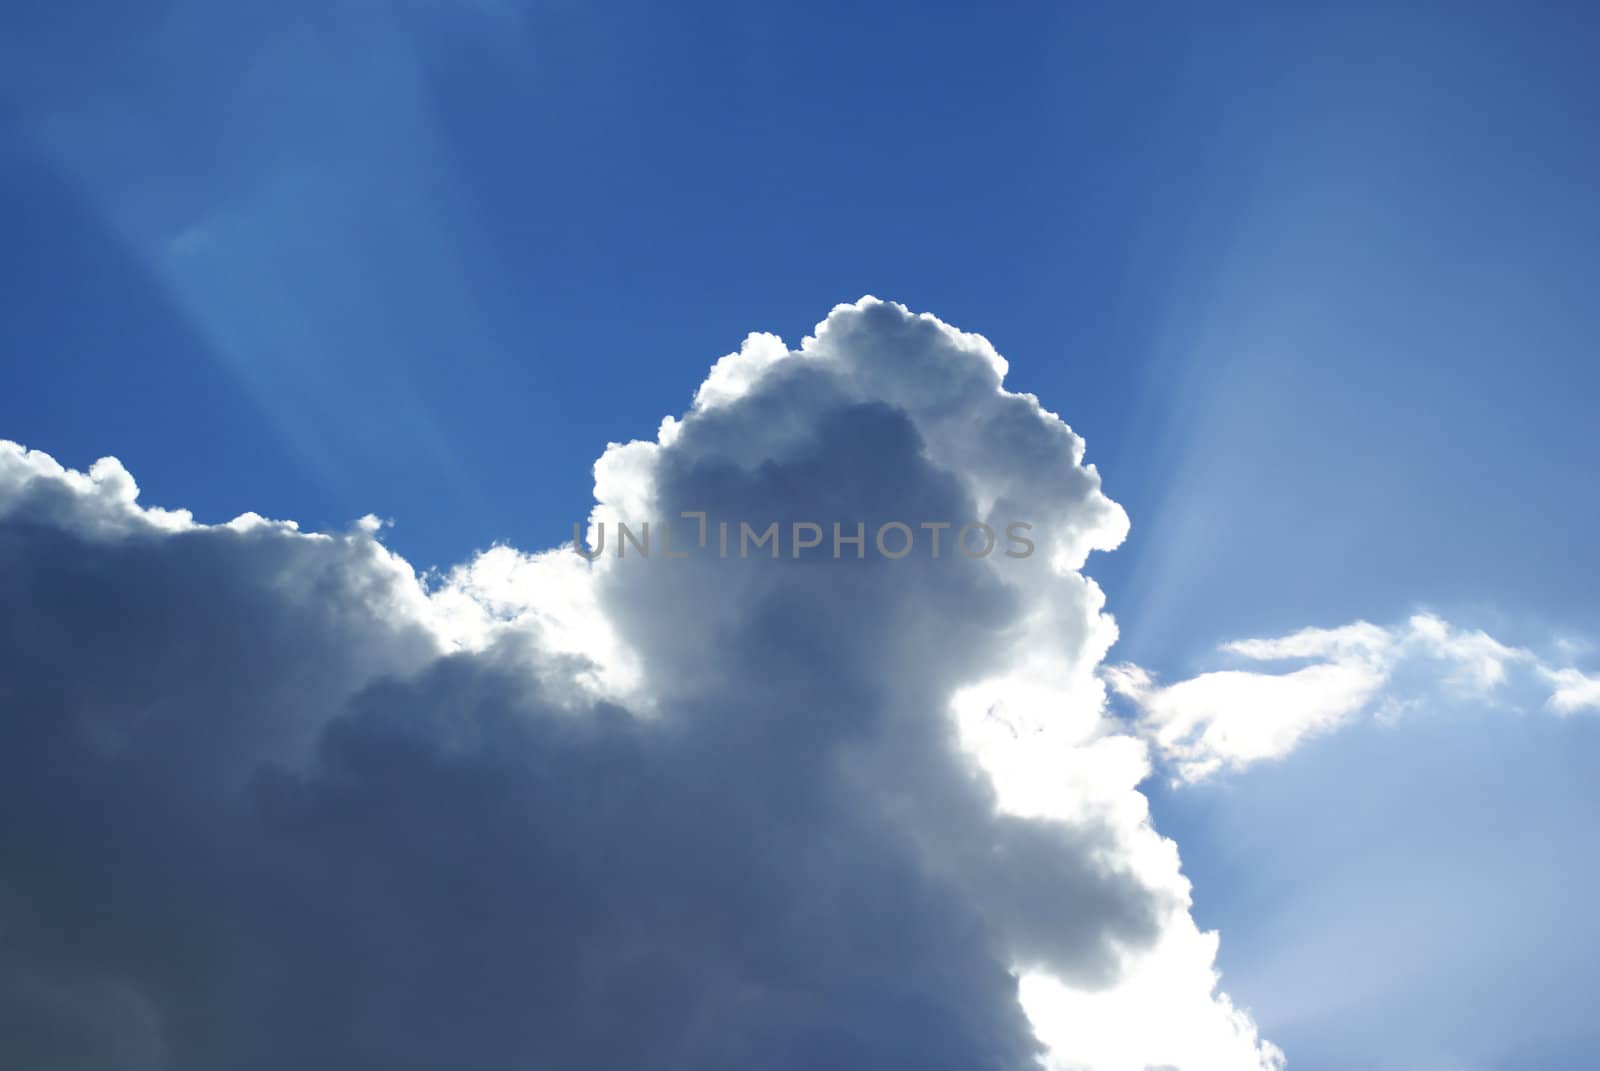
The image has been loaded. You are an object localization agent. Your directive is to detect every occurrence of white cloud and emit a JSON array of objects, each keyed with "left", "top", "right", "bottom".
[
  {"left": 0, "top": 299, "right": 1277, "bottom": 1070},
  {"left": 1542, "top": 666, "right": 1600, "bottom": 714},
  {"left": 1112, "top": 612, "right": 1594, "bottom": 783}
]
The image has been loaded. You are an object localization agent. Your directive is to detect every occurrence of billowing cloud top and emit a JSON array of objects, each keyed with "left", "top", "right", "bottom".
[{"left": 0, "top": 299, "right": 1282, "bottom": 1070}]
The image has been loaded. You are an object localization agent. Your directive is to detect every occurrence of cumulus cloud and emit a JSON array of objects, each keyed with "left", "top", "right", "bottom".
[
  {"left": 0, "top": 298, "right": 1280, "bottom": 1070},
  {"left": 1112, "top": 613, "right": 1597, "bottom": 783}
]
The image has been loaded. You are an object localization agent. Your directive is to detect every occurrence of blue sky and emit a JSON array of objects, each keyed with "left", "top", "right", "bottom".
[
  {"left": 7, "top": 2, "right": 1598, "bottom": 663},
  {"left": 3, "top": 3, "right": 1598, "bottom": 1068}
]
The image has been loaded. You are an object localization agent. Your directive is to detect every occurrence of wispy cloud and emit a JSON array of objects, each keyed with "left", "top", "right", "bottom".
[{"left": 1111, "top": 613, "right": 1597, "bottom": 784}]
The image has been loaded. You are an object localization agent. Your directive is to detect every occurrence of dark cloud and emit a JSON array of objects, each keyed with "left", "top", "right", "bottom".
[{"left": 0, "top": 299, "right": 1279, "bottom": 1069}]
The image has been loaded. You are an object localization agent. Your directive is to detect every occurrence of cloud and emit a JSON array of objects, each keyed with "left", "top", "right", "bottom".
[
  {"left": 0, "top": 298, "right": 1280, "bottom": 1070},
  {"left": 1542, "top": 666, "right": 1600, "bottom": 715},
  {"left": 1111, "top": 612, "right": 1597, "bottom": 783}
]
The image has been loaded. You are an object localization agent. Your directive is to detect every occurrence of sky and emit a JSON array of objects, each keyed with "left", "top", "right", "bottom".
[{"left": 2, "top": 2, "right": 1598, "bottom": 1069}]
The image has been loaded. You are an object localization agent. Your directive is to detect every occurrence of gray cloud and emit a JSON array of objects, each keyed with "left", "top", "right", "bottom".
[{"left": 0, "top": 299, "right": 1281, "bottom": 1070}]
